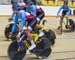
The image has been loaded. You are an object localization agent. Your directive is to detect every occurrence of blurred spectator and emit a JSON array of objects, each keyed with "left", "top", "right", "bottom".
[
  {"left": 46, "top": 0, "right": 49, "bottom": 4},
  {"left": 23, "top": 0, "right": 36, "bottom": 5},
  {"left": 53, "top": 0, "right": 55, "bottom": 3},
  {"left": 55, "top": 0, "right": 58, "bottom": 5},
  {"left": 71, "top": 0, "right": 75, "bottom": 5}
]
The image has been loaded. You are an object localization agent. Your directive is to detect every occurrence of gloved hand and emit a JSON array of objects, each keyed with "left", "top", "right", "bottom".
[
  {"left": 65, "top": 15, "right": 68, "bottom": 18},
  {"left": 8, "top": 18, "right": 13, "bottom": 22},
  {"left": 56, "top": 15, "right": 60, "bottom": 18}
]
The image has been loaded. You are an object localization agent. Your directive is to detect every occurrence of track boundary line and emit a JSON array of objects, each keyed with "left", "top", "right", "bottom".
[
  {"left": 52, "top": 50, "right": 75, "bottom": 53},
  {"left": 0, "top": 50, "right": 75, "bottom": 57},
  {"left": 55, "top": 57, "right": 75, "bottom": 60}
]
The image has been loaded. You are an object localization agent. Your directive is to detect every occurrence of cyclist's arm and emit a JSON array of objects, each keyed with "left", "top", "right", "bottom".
[
  {"left": 31, "top": 5, "right": 37, "bottom": 17},
  {"left": 11, "top": 13, "right": 14, "bottom": 18},
  {"left": 19, "top": 13, "right": 26, "bottom": 31},
  {"left": 17, "top": 13, "right": 27, "bottom": 36},
  {"left": 11, "top": 15, "right": 19, "bottom": 33},
  {"left": 10, "top": 13, "right": 16, "bottom": 20},
  {"left": 66, "top": 6, "right": 70, "bottom": 16},
  {"left": 57, "top": 5, "right": 63, "bottom": 16}
]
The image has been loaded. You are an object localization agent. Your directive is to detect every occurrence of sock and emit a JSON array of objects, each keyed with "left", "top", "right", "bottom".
[
  {"left": 39, "top": 30, "right": 44, "bottom": 37},
  {"left": 30, "top": 40, "right": 35, "bottom": 46}
]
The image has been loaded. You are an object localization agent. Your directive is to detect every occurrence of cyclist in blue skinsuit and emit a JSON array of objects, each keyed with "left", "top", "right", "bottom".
[
  {"left": 9, "top": 0, "right": 18, "bottom": 21},
  {"left": 57, "top": 2, "right": 70, "bottom": 28},
  {"left": 9, "top": 6, "right": 37, "bottom": 50},
  {"left": 57, "top": 5, "right": 70, "bottom": 17},
  {"left": 9, "top": 7, "right": 26, "bottom": 38},
  {"left": 11, "top": 0, "right": 18, "bottom": 6},
  {"left": 26, "top": 2, "right": 37, "bottom": 17},
  {"left": 18, "top": 0, "right": 25, "bottom": 7},
  {"left": 8, "top": 7, "right": 16, "bottom": 21},
  {"left": 9, "top": 0, "right": 26, "bottom": 21}
]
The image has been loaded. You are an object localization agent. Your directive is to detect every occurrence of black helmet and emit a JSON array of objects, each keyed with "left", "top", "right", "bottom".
[{"left": 64, "top": 1, "right": 68, "bottom": 5}]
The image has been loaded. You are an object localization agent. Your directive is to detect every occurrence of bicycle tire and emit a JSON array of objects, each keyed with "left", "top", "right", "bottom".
[
  {"left": 8, "top": 40, "right": 26, "bottom": 60},
  {"left": 4, "top": 23, "right": 19, "bottom": 41}
]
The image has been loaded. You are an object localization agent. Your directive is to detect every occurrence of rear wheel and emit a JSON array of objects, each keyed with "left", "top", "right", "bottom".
[
  {"left": 32, "top": 37, "right": 52, "bottom": 58},
  {"left": 44, "top": 29, "right": 56, "bottom": 46},
  {"left": 39, "top": 37, "right": 52, "bottom": 57},
  {"left": 68, "top": 19, "right": 75, "bottom": 32},
  {"left": 8, "top": 40, "right": 26, "bottom": 60}
]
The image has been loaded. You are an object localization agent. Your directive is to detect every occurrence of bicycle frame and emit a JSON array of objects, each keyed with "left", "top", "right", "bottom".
[
  {"left": 17, "top": 24, "right": 45, "bottom": 49},
  {"left": 58, "top": 15, "right": 69, "bottom": 34}
]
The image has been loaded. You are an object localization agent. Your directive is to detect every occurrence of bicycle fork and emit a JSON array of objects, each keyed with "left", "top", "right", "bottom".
[{"left": 17, "top": 35, "right": 26, "bottom": 51}]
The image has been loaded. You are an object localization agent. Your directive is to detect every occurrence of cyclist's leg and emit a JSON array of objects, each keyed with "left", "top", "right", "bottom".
[
  {"left": 17, "top": 19, "right": 27, "bottom": 39},
  {"left": 60, "top": 10, "right": 67, "bottom": 25},
  {"left": 60, "top": 14, "right": 64, "bottom": 27},
  {"left": 60, "top": 9, "right": 67, "bottom": 26},
  {"left": 26, "top": 18, "right": 37, "bottom": 50},
  {"left": 37, "top": 11, "right": 45, "bottom": 23},
  {"left": 36, "top": 11, "right": 45, "bottom": 37},
  {"left": 9, "top": 16, "right": 18, "bottom": 38},
  {"left": 26, "top": 27, "right": 36, "bottom": 50},
  {"left": 66, "top": 16, "right": 68, "bottom": 25}
]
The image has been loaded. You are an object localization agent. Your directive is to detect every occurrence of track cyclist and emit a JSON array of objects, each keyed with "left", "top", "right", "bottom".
[
  {"left": 9, "top": 0, "right": 45, "bottom": 50},
  {"left": 9, "top": 6, "right": 27, "bottom": 38},
  {"left": 17, "top": 2, "right": 45, "bottom": 50},
  {"left": 57, "top": 1, "right": 70, "bottom": 29}
]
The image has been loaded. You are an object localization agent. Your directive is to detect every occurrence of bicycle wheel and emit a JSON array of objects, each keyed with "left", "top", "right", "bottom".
[
  {"left": 44, "top": 29, "right": 56, "bottom": 46},
  {"left": 8, "top": 40, "right": 26, "bottom": 60},
  {"left": 68, "top": 19, "right": 75, "bottom": 32},
  {"left": 32, "top": 37, "right": 52, "bottom": 57},
  {"left": 40, "top": 37, "right": 52, "bottom": 57},
  {"left": 4, "top": 23, "right": 19, "bottom": 41}
]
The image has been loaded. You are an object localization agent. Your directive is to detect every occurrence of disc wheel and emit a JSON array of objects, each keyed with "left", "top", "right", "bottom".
[
  {"left": 32, "top": 37, "right": 52, "bottom": 58},
  {"left": 44, "top": 29, "right": 56, "bottom": 46}
]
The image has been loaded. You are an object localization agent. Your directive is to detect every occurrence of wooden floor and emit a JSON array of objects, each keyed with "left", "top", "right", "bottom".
[{"left": 0, "top": 17, "right": 75, "bottom": 60}]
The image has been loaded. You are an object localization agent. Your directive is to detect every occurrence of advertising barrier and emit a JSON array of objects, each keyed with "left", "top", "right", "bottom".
[{"left": 0, "top": 5, "right": 75, "bottom": 16}]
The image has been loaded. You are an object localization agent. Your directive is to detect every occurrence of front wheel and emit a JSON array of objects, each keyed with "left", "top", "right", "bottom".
[{"left": 8, "top": 40, "right": 26, "bottom": 60}]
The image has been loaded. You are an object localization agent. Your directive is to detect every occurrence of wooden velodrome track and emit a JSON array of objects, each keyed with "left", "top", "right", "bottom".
[{"left": 0, "top": 16, "right": 75, "bottom": 60}]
